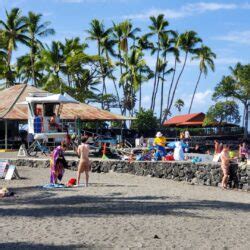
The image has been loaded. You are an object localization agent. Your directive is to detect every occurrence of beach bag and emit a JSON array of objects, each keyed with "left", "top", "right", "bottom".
[
  {"left": 165, "top": 155, "right": 174, "bottom": 161},
  {"left": 67, "top": 178, "right": 76, "bottom": 187}
]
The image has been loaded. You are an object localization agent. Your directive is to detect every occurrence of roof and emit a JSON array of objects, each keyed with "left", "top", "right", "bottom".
[
  {"left": 163, "top": 113, "right": 205, "bottom": 126},
  {"left": 0, "top": 84, "right": 132, "bottom": 121}
]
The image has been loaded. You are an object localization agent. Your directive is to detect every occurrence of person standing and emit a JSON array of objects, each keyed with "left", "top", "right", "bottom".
[
  {"left": 214, "top": 140, "right": 221, "bottom": 154},
  {"left": 77, "top": 136, "right": 91, "bottom": 187},
  {"left": 50, "top": 142, "right": 67, "bottom": 184},
  {"left": 221, "top": 144, "right": 230, "bottom": 189},
  {"left": 239, "top": 142, "right": 248, "bottom": 162},
  {"left": 184, "top": 129, "right": 190, "bottom": 143},
  {"left": 153, "top": 132, "right": 167, "bottom": 156}
]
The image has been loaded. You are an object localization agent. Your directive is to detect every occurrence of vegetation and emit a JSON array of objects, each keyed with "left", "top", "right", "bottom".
[
  {"left": 212, "top": 63, "right": 250, "bottom": 138},
  {"left": 131, "top": 109, "right": 158, "bottom": 133},
  {"left": 203, "top": 101, "right": 240, "bottom": 126},
  {"left": 0, "top": 7, "right": 217, "bottom": 122}
]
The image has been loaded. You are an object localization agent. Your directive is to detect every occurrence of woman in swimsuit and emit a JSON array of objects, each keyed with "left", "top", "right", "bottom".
[{"left": 77, "top": 136, "right": 90, "bottom": 187}]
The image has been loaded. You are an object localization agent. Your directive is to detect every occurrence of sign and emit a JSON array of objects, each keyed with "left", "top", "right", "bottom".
[
  {"left": 5, "top": 165, "right": 20, "bottom": 180},
  {"left": 0, "top": 161, "right": 8, "bottom": 178}
]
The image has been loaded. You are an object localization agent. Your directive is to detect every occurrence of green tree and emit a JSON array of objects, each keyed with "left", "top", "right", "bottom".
[
  {"left": 41, "top": 41, "right": 65, "bottom": 93},
  {"left": 174, "top": 99, "right": 185, "bottom": 112},
  {"left": 188, "top": 45, "right": 216, "bottom": 113},
  {"left": 0, "top": 8, "right": 29, "bottom": 86},
  {"left": 213, "top": 63, "right": 250, "bottom": 138},
  {"left": 146, "top": 14, "right": 170, "bottom": 111},
  {"left": 203, "top": 101, "right": 240, "bottom": 126},
  {"left": 131, "top": 108, "right": 158, "bottom": 133},
  {"left": 86, "top": 19, "right": 111, "bottom": 108},
  {"left": 112, "top": 20, "right": 140, "bottom": 114},
  {"left": 24, "top": 11, "right": 55, "bottom": 86},
  {"left": 119, "top": 49, "right": 152, "bottom": 115}
]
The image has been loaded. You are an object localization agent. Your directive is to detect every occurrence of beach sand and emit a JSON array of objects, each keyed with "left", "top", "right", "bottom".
[{"left": 0, "top": 166, "right": 249, "bottom": 249}]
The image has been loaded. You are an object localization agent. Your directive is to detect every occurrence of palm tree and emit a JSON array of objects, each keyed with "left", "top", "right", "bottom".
[
  {"left": 146, "top": 14, "right": 171, "bottom": 111},
  {"left": 86, "top": 19, "right": 111, "bottom": 108},
  {"left": 62, "top": 37, "right": 88, "bottom": 87},
  {"left": 100, "top": 35, "right": 123, "bottom": 113},
  {"left": 164, "top": 31, "right": 202, "bottom": 121},
  {"left": 119, "top": 49, "right": 150, "bottom": 115},
  {"left": 154, "top": 33, "right": 176, "bottom": 118},
  {"left": 174, "top": 99, "right": 184, "bottom": 112},
  {"left": 0, "top": 8, "right": 29, "bottom": 86},
  {"left": 112, "top": 20, "right": 140, "bottom": 114},
  {"left": 188, "top": 45, "right": 216, "bottom": 113},
  {"left": 24, "top": 11, "right": 55, "bottom": 86},
  {"left": 41, "top": 41, "right": 65, "bottom": 93}
]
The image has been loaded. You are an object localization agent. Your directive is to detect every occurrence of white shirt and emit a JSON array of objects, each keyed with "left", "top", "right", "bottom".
[{"left": 184, "top": 131, "right": 190, "bottom": 139}]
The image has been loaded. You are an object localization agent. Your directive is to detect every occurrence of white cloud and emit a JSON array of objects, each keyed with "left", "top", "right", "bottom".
[
  {"left": 123, "top": 2, "right": 250, "bottom": 20},
  {"left": 214, "top": 30, "right": 250, "bottom": 45},
  {"left": 180, "top": 89, "right": 213, "bottom": 106},
  {"left": 178, "top": 89, "right": 213, "bottom": 113}
]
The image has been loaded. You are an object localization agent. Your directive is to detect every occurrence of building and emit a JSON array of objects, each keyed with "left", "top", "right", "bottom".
[{"left": 163, "top": 113, "right": 205, "bottom": 127}]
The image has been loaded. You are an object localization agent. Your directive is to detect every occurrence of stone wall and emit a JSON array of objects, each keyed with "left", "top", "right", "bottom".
[{"left": 11, "top": 158, "right": 249, "bottom": 190}]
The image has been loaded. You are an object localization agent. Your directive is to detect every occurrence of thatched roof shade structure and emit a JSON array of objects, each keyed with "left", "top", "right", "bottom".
[
  {"left": 0, "top": 84, "right": 131, "bottom": 121},
  {"left": 0, "top": 84, "right": 133, "bottom": 149}
]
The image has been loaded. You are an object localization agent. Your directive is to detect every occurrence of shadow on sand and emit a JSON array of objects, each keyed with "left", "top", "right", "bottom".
[
  {"left": 0, "top": 242, "right": 94, "bottom": 250},
  {"left": 0, "top": 185, "right": 249, "bottom": 219}
]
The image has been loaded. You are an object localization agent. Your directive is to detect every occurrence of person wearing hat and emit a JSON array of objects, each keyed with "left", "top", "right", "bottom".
[{"left": 153, "top": 132, "right": 167, "bottom": 157}]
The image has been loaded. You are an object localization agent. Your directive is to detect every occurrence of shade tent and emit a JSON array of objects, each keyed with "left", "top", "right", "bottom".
[
  {"left": 26, "top": 94, "right": 79, "bottom": 104},
  {"left": 0, "top": 84, "right": 133, "bottom": 149}
]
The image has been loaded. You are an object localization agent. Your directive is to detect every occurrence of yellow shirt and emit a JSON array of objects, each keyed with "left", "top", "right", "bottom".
[{"left": 154, "top": 137, "right": 166, "bottom": 147}]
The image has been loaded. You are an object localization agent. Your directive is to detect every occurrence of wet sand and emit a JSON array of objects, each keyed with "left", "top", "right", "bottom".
[{"left": 0, "top": 166, "right": 249, "bottom": 249}]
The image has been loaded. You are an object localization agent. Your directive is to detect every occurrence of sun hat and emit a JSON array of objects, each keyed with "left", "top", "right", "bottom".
[{"left": 156, "top": 132, "right": 163, "bottom": 137}]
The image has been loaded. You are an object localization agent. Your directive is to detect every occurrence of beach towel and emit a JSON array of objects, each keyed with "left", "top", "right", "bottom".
[{"left": 42, "top": 183, "right": 67, "bottom": 189}]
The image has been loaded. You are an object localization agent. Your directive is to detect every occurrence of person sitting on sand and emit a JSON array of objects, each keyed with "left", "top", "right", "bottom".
[
  {"left": 50, "top": 142, "right": 67, "bottom": 184},
  {"left": 221, "top": 144, "right": 230, "bottom": 189},
  {"left": 77, "top": 136, "right": 91, "bottom": 187}
]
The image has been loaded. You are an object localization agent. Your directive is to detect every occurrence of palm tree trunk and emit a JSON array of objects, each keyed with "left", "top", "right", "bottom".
[
  {"left": 6, "top": 48, "right": 12, "bottom": 87},
  {"left": 167, "top": 51, "right": 188, "bottom": 115},
  {"left": 161, "top": 58, "right": 177, "bottom": 124},
  {"left": 188, "top": 69, "right": 202, "bottom": 114},
  {"left": 150, "top": 37, "right": 160, "bottom": 110},
  {"left": 31, "top": 53, "right": 36, "bottom": 87},
  {"left": 139, "top": 71, "right": 142, "bottom": 111},
  {"left": 159, "top": 72, "right": 165, "bottom": 123},
  {"left": 166, "top": 58, "right": 177, "bottom": 110},
  {"left": 152, "top": 72, "right": 160, "bottom": 111},
  {"left": 106, "top": 51, "right": 122, "bottom": 114},
  {"left": 98, "top": 41, "right": 106, "bottom": 109}
]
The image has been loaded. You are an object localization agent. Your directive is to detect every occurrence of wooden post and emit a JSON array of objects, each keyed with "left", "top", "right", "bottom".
[{"left": 5, "top": 120, "right": 7, "bottom": 150}]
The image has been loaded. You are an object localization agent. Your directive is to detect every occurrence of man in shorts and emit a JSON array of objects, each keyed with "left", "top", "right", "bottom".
[
  {"left": 77, "top": 136, "right": 90, "bottom": 187},
  {"left": 221, "top": 144, "right": 230, "bottom": 189}
]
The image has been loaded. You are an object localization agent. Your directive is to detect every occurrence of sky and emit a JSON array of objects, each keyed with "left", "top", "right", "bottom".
[{"left": 0, "top": 0, "right": 249, "bottom": 119}]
